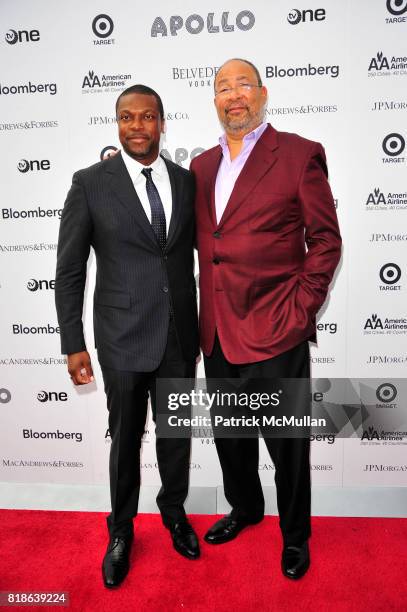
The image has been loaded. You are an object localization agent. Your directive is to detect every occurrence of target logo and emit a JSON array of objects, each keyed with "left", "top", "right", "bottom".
[
  {"left": 376, "top": 383, "right": 397, "bottom": 404},
  {"left": 92, "top": 14, "right": 114, "bottom": 44},
  {"left": 287, "top": 8, "right": 326, "bottom": 24},
  {"left": 382, "top": 133, "right": 405, "bottom": 157},
  {"left": 100, "top": 146, "right": 118, "bottom": 161},
  {"left": 379, "top": 263, "right": 402, "bottom": 288},
  {"left": 0, "top": 388, "right": 11, "bottom": 404},
  {"left": 386, "top": 0, "right": 407, "bottom": 16}
]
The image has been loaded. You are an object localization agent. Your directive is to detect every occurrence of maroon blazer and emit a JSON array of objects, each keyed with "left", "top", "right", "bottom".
[{"left": 190, "top": 124, "right": 342, "bottom": 364}]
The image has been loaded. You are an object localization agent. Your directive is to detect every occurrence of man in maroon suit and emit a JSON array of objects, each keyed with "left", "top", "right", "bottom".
[{"left": 190, "top": 58, "right": 341, "bottom": 579}]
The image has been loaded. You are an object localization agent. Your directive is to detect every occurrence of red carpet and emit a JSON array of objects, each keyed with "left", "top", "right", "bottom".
[{"left": 0, "top": 510, "right": 406, "bottom": 611}]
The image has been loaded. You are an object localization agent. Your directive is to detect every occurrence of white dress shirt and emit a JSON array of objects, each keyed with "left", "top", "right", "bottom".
[{"left": 121, "top": 149, "right": 172, "bottom": 233}]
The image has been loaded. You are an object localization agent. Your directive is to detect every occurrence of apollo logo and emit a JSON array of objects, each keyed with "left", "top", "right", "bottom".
[
  {"left": 161, "top": 147, "right": 205, "bottom": 167},
  {"left": 5, "top": 29, "right": 40, "bottom": 44},
  {"left": 100, "top": 146, "right": 118, "bottom": 161},
  {"left": 92, "top": 14, "right": 114, "bottom": 38},
  {"left": 0, "top": 388, "right": 11, "bottom": 404},
  {"left": 151, "top": 11, "right": 255, "bottom": 37},
  {"left": 27, "top": 279, "right": 55, "bottom": 291},
  {"left": 37, "top": 390, "right": 68, "bottom": 402},
  {"left": 287, "top": 8, "right": 326, "bottom": 25},
  {"left": 17, "top": 159, "right": 50, "bottom": 172},
  {"left": 376, "top": 383, "right": 397, "bottom": 403}
]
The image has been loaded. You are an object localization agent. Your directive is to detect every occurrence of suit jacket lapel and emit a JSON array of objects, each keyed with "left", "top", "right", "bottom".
[
  {"left": 105, "top": 151, "right": 159, "bottom": 246},
  {"left": 202, "top": 146, "right": 223, "bottom": 228},
  {"left": 163, "top": 156, "right": 182, "bottom": 250},
  {"left": 218, "top": 125, "right": 279, "bottom": 229}
]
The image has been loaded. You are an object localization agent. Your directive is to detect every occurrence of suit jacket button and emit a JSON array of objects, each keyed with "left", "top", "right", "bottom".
[
  {"left": 213, "top": 231, "right": 221, "bottom": 239},
  {"left": 212, "top": 258, "right": 220, "bottom": 265},
  {"left": 163, "top": 286, "right": 169, "bottom": 292}
]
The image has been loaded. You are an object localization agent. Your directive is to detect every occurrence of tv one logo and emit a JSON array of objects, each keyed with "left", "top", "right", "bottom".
[
  {"left": 17, "top": 159, "right": 50, "bottom": 173},
  {"left": 151, "top": 11, "right": 255, "bottom": 36},
  {"left": 382, "top": 133, "right": 405, "bottom": 163},
  {"left": 4, "top": 28, "right": 40, "bottom": 45},
  {"left": 27, "top": 279, "right": 55, "bottom": 291},
  {"left": 287, "top": 8, "right": 326, "bottom": 25},
  {"left": 37, "top": 390, "right": 67, "bottom": 402}
]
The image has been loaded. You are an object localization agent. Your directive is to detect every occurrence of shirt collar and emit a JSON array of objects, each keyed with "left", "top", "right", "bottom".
[
  {"left": 218, "top": 121, "right": 268, "bottom": 154},
  {"left": 121, "top": 148, "right": 165, "bottom": 180}
]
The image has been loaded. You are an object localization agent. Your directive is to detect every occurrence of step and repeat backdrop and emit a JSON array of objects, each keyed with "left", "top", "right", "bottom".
[{"left": 1, "top": 0, "right": 406, "bottom": 501}]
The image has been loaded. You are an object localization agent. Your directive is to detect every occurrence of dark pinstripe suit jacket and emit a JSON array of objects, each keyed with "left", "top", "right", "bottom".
[{"left": 55, "top": 152, "right": 199, "bottom": 371}]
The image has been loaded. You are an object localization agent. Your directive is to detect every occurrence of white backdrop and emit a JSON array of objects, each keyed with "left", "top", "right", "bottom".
[{"left": 1, "top": 0, "right": 407, "bottom": 509}]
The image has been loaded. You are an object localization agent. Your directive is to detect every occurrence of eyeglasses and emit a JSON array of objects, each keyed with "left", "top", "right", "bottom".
[{"left": 214, "top": 84, "right": 262, "bottom": 97}]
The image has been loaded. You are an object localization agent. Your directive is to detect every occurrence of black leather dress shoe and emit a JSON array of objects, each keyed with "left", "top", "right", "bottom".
[
  {"left": 204, "top": 513, "right": 263, "bottom": 544},
  {"left": 102, "top": 536, "right": 133, "bottom": 588},
  {"left": 169, "top": 521, "right": 200, "bottom": 560},
  {"left": 281, "top": 541, "right": 310, "bottom": 579}
]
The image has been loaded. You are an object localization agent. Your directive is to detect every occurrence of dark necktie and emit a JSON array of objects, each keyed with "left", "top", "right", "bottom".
[{"left": 141, "top": 167, "right": 166, "bottom": 250}]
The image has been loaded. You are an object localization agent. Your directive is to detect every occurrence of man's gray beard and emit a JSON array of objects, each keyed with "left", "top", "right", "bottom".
[{"left": 221, "top": 107, "right": 265, "bottom": 134}]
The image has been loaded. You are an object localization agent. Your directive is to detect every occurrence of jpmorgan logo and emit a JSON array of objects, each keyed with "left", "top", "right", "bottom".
[
  {"left": 376, "top": 383, "right": 397, "bottom": 403},
  {"left": 151, "top": 11, "right": 255, "bottom": 37},
  {"left": 100, "top": 145, "right": 118, "bottom": 161},
  {"left": 37, "top": 390, "right": 68, "bottom": 402},
  {"left": 17, "top": 159, "right": 50, "bottom": 173},
  {"left": 27, "top": 279, "right": 55, "bottom": 292},
  {"left": 287, "top": 8, "right": 326, "bottom": 25},
  {"left": 0, "top": 388, "right": 11, "bottom": 404},
  {"left": 5, "top": 29, "right": 40, "bottom": 44}
]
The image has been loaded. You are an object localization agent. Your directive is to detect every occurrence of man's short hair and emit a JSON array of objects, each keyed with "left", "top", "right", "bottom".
[
  {"left": 215, "top": 58, "right": 263, "bottom": 89},
  {"left": 115, "top": 84, "right": 164, "bottom": 119}
]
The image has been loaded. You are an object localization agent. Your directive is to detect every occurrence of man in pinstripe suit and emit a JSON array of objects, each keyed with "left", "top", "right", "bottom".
[{"left": 55, "top": 85, "right": 200, "bottom": 588}]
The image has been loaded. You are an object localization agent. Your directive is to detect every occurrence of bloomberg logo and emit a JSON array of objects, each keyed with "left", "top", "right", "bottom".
[
  {"left": 151, "top": 11, "right": 255, "bottom": 36},
  {"left": 265, "top": 62, "right": 339, "bottom": 79},
  {"left": 12, "top": 323, "right": 60, "bottom": 335}
]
